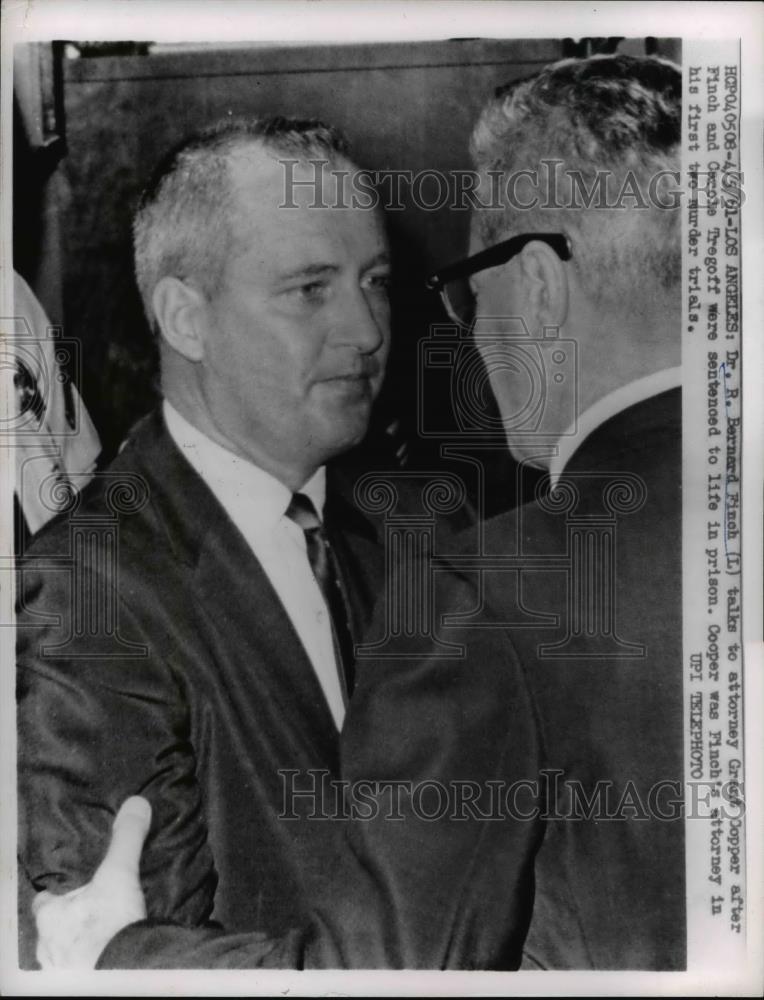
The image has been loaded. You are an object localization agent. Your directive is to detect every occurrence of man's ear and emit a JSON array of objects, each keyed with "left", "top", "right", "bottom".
[
  {"left": 151, "top": 277, "right": 208, "bottom": 362},
  {"left": 517, "top": 239, "right": 570, "bottom": 330}
]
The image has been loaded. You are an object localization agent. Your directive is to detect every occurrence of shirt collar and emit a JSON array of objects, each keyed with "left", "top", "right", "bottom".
[
  {"left": 162, "top": 400, "right": 326, "bottom": 526},
  {"left": 549, "top": 366, "right": 682, "bottom": 489}
]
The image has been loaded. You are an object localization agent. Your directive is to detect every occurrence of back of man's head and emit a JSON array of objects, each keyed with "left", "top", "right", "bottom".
[
  {"left": 133, "top": 116, "right": 352, "bottom": 332},
  {"left": 470, "top": 53, "right": 681, "bottom": 312}
]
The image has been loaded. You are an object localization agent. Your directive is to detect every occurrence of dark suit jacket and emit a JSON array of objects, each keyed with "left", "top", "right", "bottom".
[
  {"left": 462, "top": 388, "right": 685, "bottom": 969},
  {"left": 17, "top": 408, "right": 542, "bottom": 969}
]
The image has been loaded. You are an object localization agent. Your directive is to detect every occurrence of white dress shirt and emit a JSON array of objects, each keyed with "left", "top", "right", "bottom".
[
  {"left": 549, "top": 366, "right": 682, "bottom": 489},
  {"left": 163, "top": 401, "right": 346, "bottom": 730}
]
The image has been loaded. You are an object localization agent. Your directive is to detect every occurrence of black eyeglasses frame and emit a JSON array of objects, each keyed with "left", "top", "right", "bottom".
[{"left": 425, "top": 232, "right": 572, "bottom": 293}]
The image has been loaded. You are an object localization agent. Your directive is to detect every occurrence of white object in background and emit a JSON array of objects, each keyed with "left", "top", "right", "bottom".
[{"left": 12, "top": 271, "right": 101, "bottom": 534}]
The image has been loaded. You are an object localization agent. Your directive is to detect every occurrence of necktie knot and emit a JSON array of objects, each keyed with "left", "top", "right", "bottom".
[{"left": 285, "top": 492, "right": 321, "bottom": 533}]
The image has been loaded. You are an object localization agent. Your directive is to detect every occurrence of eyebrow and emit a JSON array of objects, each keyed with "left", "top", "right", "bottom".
[
  {"left": 362, "top": 251, "right": 392, "bottom": 271},
  {"left": 277, "top": 263, "right": 340, "bottom": 282},
  {"left": 277, "top": 251, "right": 391, "bottom": 283}
]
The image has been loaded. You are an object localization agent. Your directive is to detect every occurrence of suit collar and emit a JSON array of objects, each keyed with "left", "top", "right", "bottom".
[
  {"left": 121, "top": 407, "right": 378, "bottom": 566},
  {"left": 162, "top": 400, "right": 327, "bottom": 526},
  {"left": 550, "top": 368, "right": 682, "bottom": 488},
  {"left": 565, "top": 385, "right": 682, "bottom": 474},
  {"left": 117, "top": 408, "right": 226, "bottom": 567}
]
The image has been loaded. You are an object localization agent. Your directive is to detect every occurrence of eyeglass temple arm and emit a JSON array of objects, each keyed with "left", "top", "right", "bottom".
[{"left": 426, "top": 233, "right": 571, "bottom": 291}]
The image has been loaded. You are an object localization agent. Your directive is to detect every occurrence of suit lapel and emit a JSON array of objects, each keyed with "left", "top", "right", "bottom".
[
  {"left": 191, "top": 529, "right": 343, "bottom": 769},
  {"left": 127, "top": 408, "right": 342, "bottom": 767}
]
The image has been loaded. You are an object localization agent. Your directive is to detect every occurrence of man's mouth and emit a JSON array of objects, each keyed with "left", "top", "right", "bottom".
[
  {"left": 325, "top": 373, "right": 371, "bottom": 383},
  {"left": 321, "top": 361, "right": 380, "bottom": 383}
]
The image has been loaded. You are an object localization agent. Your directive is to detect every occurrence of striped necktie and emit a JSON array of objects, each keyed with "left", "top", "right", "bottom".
[{"left": 285, "top": 492, "right": 356, "bottom": 701}]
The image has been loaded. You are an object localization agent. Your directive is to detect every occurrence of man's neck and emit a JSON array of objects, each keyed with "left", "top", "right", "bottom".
[
  {"left": 505, "top": 301, "right": 679, "bottom": 471},
  {"left": 577, "top": 318, "right": 679, "bottom": 412},
  {"left": 163, "top": 390, "right": 319, "bottom": 493}
]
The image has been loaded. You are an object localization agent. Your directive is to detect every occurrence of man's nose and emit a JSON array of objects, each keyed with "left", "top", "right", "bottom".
[{"left": 337, "top": 287, "right": 388, "bottom": 354}]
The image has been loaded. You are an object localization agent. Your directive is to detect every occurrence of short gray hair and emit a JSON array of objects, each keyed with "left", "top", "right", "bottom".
[
  {"left": 470, "top": 54, "right": 681, "bottom": 306},
  {"left": 133, "top": 116, "right": 352, "bottom": 329}
]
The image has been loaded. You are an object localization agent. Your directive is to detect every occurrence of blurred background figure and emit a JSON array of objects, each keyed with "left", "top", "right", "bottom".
[{"left": 12, "top": 270, "right": 100, "bottom": 535}]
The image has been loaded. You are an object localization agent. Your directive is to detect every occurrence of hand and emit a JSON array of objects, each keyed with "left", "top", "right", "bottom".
[{"left": 33, "top": 795, "right": 152, "bottom": 969}]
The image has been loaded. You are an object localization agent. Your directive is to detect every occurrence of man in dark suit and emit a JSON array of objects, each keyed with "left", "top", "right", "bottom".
[
  {"left": 428, "top": 52, "right": 684, "bottom": 968},
  {"left": 31, "top": 53, "right": 684, "bottom": 972},
  {"left": 19, "top": 116, "right": 542, "bottom": 969}
]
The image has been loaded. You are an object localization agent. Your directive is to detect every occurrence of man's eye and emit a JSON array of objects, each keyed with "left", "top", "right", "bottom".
[
  {"left": 364, "top": 273, "right": 391, "bottom": 294},
  {"left": 288, "top": 281, "right": 329, "bottom": 303}
]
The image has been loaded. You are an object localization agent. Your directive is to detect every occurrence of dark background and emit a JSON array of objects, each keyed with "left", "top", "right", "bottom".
[{"left": 13, "top": 37, "right": 681, "bottom": 514}]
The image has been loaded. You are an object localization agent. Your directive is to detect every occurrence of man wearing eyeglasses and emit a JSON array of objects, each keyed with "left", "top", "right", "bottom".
[
  {"left": 426, "top": 53, "right": 685, "bottom": 969},
  {"left": 31, "top": 53, "right": 685, "bottom": 971}
]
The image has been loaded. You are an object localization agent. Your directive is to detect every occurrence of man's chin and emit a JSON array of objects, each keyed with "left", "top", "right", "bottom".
[
  {"left": 318, "top": 378, "right": 376, "bottom": 420},
  {"left": 308, "top": 379, "right": 377, "bottom": 453},
  {"left": 315, "top": 408, "right": 372, "bottom": 459}
]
